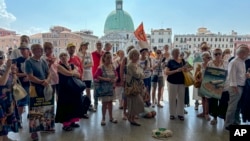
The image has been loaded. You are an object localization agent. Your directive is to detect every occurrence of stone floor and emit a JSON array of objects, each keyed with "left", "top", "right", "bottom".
[{"left": 8, "top": 86, "right": 230, "bottom": 141}]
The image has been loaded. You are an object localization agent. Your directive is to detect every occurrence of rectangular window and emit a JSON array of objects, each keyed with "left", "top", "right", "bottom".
[
  {"left": 176, "top": 38, "right": 178, "bottom": 41},
  {"left": 211, "top": 38, "right": 213, "bottom": 41},
  {"left": 198, "top": 38, "right": 200, "bottom": 41},
  {"left": 194, "top": 38, "right": 196, "bottom": 41},
  {"left": 168, "top": 38, "right": 171, "bottom": 43},
  {"left": 151, "top": 39, "right": 154, "bottom": 43},
  {"left": 215, "top": 38, "right": 217, "bottom": 42}
]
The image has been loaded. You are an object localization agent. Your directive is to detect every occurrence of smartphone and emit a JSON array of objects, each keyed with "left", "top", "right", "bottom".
[
  {"left": 12, "top": 60, "right": 17, "bottom": 64},
  {"left": 161, "top": 57, "right": 166, "bottom": 62}
]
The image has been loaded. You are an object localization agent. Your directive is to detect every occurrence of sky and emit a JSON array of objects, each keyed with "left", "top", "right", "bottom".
[{"left": 1, "top": 0, "right": 250, "bottom": 37}]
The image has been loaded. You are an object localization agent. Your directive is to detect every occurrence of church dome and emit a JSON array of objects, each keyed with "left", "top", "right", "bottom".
[{"left": 104, "top": 0, "right": 134, "bottom": 34}]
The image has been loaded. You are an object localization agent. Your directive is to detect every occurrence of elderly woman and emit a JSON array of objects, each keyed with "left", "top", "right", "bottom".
[
  {"left": 77, "top": 42, "right": 94, "bottom": 112},
  {"left": 42, "top": 42, "right": 59, "bottom": 101},
  {"left": 120, "top": 45, "right": 135, "bottom": 120},
  {"left": 196, "top": 52, "right": 212, "bottom": 120},
  {"left": 151, "top": 49, "right": 164, "bottom": 108},
  {"left": 165, "top": 48, "right": 188, "bottom": 121},
  {"left": 207, "top": 48, "right": 229, "bottom": 125},
  {"left": 0, "top": 54, "right": 19, "bottom": 141},
  {"left": 94, "top": 52, "right": 118, "bottom": 126},
  {"left": 114, "top": 50, "right": 125, "bottom": 109},
  {"left": 55, "top": 52, "right": 85, "bottom": 131},
  {"left": 126, "top": 49, "right": 145, "bottom": 126},
  {"left": 222, "top": 49, "right": 231, "bottom": 62}
]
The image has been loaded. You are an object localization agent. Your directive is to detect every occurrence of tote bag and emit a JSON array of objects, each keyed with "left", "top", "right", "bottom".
[{"left": 13, "top": 79, "right": 27, "bottom": 101}]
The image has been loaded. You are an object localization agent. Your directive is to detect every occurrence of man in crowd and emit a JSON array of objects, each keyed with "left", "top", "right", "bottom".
[
  {"left": 14, "top": 44, "right": 31, "bottom": 129},
  {"left": 92, "top": 41, "right": 104, "bottom": 110},
  {"left": 10, "top": 35, "right": 30, "bottom": 59},
  {"left": 224, "top": 44, "right": 250, "bottom": 130},
  {"left": 104, "top": 42, "right": 112, "bottom": 52},
  {"left": 67, "top": 43, "right": 83, "bottom": 79}
]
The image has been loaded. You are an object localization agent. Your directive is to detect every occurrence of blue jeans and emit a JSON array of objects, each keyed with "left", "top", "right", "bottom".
[
  {"left": 224, "top": 86, "right": 243, "bottom": 128},
  {"left": 143, "top": 77, "right": 151, "bottom": 94}
]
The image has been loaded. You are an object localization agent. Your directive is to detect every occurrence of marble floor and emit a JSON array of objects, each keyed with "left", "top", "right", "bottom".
[{"left": 8, "top": 86, "right": 230, "bottom": 141}]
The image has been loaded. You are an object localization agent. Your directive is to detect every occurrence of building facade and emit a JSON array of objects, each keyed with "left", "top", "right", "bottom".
[
  {"left": 0, "top": 35, "right": 20, "bottom": 53},
  {"left": 174, "top": 27, "right": 236, "bottom": 54},
  {"left": 30, "top": 26, "right": 98, "bottom": 57},
  {"left": 150, "top": 28, "right": 172, "bottom": 50},
  {"left": 0, "top": 28, "right": 16, "bottom": 37}
]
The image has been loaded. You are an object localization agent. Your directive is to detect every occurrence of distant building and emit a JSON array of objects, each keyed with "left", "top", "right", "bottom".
[
  {"left": 0, "top": 28, "right": 16, "bottom": 37},
  {"left": 150, "top": 28, "right": 172, "bottom": 50},
  {"left": 100, "top": 0, "right": 138, "bottom": 54},
  {"left": 0, "top": 35, "right": 20, "bottom": 53},
  {"left": 174, "top": 27, "right": 236, "bottom": 54},
  {"left": 30, "top": 26, "right": 98, "bottom": 57},
  {"left": 234, "top": 35, "right": 250, "bottom": 55}
]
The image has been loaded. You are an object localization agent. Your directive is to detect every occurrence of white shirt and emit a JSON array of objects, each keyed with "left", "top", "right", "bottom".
[
  {"left": 77, "top": 52, "right": 93, "bottom": 80},
  {"left": 138, "top": 59, "right": 152, "bottom": 78},
  {"left": 228, "top": 57, "right": 246, "bottom": 86},
  {"left": 152, "top": 58, "right": 164, "bottom": 77}
]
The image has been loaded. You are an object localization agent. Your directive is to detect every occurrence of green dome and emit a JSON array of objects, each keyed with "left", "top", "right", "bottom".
[{"left": 104, "top": 10, "right": 134, "bottom": 34}]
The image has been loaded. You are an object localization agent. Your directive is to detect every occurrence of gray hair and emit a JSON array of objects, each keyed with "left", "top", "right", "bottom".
[
  {"left": 236, "top": 44, "right": 249, "bottom": 55},
  {"left": 128, "top": 49, "right": 139, "bottom": 60},
  {"left": 201, "top": 51, "right": 211, "bottom": 58},
  {"left": 171, "top": 48, "right": 180, "bottom": 57}
]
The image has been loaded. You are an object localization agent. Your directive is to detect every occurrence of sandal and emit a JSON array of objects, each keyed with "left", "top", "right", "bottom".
[
  {"left": 130, "top": 122, "right": 141, "bottom": 126},
  {"left": 197, "top": 113, "right": 205, "bottom": 118},
  {"left": 62, "top": 126, "right": 73, "bottom": 132},
  {"left": 157, "top": 104, "right": 163, "bottom": 108},
  {"left": 178, "top": 115, "right": 185, "bottom": 121},
  {"left": 170, "top": 115, "right": 175, "bottom": 120},
  {"left": 70, "top": 123, "right": 80, "bottom": 128},
  {"left": 31, "top": 132, "right": 39, "bottom": 141},
  {"left": 101, "top": 120, "right": 106, "bottom": 126},
  {"left": 110, "top": 119, "right": 118, "bottom": 124},
  {"left": 205, "top": 115, "right": 211, "bottom": 121},
  {"left": 122, "top": 116, "right": 127, "bottom": 120},
  {"left": 210, "top": 119, "right": 217, "bottom": 125}
]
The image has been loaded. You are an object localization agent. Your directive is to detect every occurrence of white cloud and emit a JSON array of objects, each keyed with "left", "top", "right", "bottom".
[
  {"left": 0, "top": 0, "right": 16, "bottom": 28},
  {"left": 19, "top": 26, "right": 47, "bottom": 35}
]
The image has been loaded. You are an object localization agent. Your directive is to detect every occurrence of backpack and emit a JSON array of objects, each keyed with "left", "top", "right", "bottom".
[{"left": 82, "top": 95, "right": 91, "bottom": 114}]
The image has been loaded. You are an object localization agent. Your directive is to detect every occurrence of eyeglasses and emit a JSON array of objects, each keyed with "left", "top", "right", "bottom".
[{"left": 214, "top": 53, "right": 222, "bottom": 56}]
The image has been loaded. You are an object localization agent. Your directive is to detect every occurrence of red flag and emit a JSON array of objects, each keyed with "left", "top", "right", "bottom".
[{"left": 134, "top": 22, "right": 147, "bottom": 42}]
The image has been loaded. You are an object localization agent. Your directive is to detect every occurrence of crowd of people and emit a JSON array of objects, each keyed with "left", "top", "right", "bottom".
[{"left": 0, "top": 35, "right": 250, "bottom": 141}]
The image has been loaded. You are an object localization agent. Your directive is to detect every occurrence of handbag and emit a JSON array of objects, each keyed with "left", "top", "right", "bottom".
[
  {"left": 29, "top": 85, "right": 37, "bottom": 98},
  {"left": 125, "top": 77, "right": 144, "bottom": 96},
  {"left": 67, "top": 76, "right": 86, "bottom": 94},
  {"left": 183, "top": 71, "right": 194, "bottom": 87},
  {"left": 95, "top": 66, "right": 114, "bottom": 97},
  {"left": 95, "top": 81, "right": 113, "bottom": 97},
  {"left": 43, "top": 85, "right": 53, "bottom": 101},
  {"left": 13, "top": 79, "right": 27, "bottom": 101}
]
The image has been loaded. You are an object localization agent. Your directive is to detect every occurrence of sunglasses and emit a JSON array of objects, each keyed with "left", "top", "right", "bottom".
[
  {"left": 0, "top": 56, "right": 5, "bottom": 59},
  {"left": 203, "top": 57, "right": 211, "bottom": 59},
  {"left": 214, "top": 53, "right": 222, "bottom": 56},
  {"left": 157, "top": 52, "right": 161, "bottom": 54}
]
